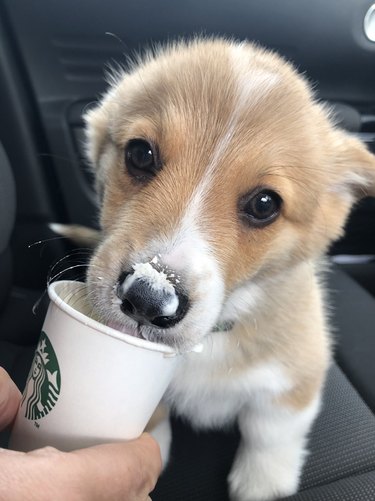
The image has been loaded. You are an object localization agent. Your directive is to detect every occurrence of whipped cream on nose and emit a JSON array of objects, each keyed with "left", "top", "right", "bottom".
[{"left": 120, "top": 257, "right": 180, "bottom": 317}]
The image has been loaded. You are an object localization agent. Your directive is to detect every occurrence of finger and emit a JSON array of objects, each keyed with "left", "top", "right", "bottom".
[
  {"left": 0, "top": 436, "right": 161, "bottom": 500},
  {"left": 0, "top": 367, "right": 21, "bottom": 430},
  {"left": 71, "top": 433, "right": 162, "bottom": 500}
]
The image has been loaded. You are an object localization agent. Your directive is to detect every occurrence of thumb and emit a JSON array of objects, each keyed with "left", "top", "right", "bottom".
[
  {"left": 0, "top": 368, "right": 21, "bottom": 430},
  {"left": 71, "top": 433, "right": 162, "bottom": 500}
]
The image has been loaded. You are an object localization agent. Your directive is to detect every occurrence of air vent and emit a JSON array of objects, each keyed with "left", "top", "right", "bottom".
[{"left": 53, "top": 36, "right": 126, "bottom": 83}]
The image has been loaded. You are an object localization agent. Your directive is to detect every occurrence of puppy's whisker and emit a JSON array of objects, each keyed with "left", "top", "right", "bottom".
[
  {"left": 51, "top": 248, "right": 93, "bottom": 259},
  {"left": 47, "top": 253, "right": 87, "bottom": 280},
  {"left": 47, "top": 255, "right": 101, "bottom": 283},
  {"left": 80, "top": 97, "right": 99, "bottom": 116},
  {"left": 63, "top": 288, "right": 91, "bottom": 312},
  {"left": 28, "top": 236, "right": 68, "bottom": 248},
  {"left": 32, "top": 278, "right": 98, "bottom": 316},
  {"left": 32, "top": 290, "right": 48, "bottom": 316},
  {"left": 38, "top": 152, "right": 76, "bottom": 166},
  {"left": 48, "top": 264, "right": 92, "bottom": 285},
  {"left": 105, "top": 31, "right": 129, "bottom": 53}
]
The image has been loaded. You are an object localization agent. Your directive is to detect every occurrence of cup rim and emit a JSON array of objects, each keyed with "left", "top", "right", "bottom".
[{"left": 48, "top": 280, "right": 177, "bottom": 355}]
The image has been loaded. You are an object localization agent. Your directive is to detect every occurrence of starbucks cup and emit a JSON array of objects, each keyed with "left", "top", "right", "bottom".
[{"left": 9, "top": 280, "right": 179, "bottom": 452}]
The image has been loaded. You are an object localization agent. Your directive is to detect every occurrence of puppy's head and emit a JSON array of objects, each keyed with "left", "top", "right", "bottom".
[{"left": 85, "top": 39, "right": 375, "bottom": 352}]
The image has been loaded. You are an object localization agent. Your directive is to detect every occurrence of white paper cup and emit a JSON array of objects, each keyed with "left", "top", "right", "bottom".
[{"left": 9, "top": 280, "right": 179, "bottom": 452}]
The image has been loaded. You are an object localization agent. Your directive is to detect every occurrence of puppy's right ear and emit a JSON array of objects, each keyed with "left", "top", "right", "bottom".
[
  {"left": 83, "top": 104, "right": 110, "bottom": 204},
  {"left": 83, "top": 105, "right": 110, "bottom": 168}
]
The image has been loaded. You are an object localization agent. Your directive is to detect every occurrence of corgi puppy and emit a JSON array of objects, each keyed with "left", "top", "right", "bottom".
[{"left": 83, "top": 39, "right": 375, "bottom": 501}]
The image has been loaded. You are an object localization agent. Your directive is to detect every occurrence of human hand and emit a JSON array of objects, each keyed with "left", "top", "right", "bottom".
[{"left": 0, "top": 367, "right": 161, "bottom": 500}]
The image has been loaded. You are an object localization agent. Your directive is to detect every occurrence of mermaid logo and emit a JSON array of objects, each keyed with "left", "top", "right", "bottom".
[{"left": 21, "top": 331, "right": 61, "bottom": 420}]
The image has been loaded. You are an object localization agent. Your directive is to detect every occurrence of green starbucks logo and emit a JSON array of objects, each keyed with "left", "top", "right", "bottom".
[{"left": 21, "top": 331, "right": 61, "bottom": 420}]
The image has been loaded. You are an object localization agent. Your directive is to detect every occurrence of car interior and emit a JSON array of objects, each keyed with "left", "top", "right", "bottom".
[{"left": 0, "top": 1, "right": 375, "bottom": 499}]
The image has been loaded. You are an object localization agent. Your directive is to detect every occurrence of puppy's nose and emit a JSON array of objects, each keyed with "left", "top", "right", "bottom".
[{"left": 117, "top": 266, "right": 189, "bottom": 328}]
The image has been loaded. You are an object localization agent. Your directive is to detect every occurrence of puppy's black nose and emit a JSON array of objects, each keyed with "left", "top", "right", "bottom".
[{"left": 117, "top": 270, "right": 189, "bottom": 329}]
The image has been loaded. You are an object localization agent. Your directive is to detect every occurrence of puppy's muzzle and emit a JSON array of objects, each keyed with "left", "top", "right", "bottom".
[{"left": 117, "top": 268, "right": 189, "bottom": 329}]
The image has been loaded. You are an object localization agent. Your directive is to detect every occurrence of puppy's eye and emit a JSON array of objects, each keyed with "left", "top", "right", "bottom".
[
  {"left": 240, "top": 188, "right": 282, "bottom": 227},
  {"left": 125, "top": 139, "right": 160, "bottom": 180}
]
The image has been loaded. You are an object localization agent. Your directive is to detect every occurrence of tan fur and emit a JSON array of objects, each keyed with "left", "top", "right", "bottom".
[
  {"left": 83, "top": 38, "right": 375, "bottom": 499},
  {"left": 84, "top": 39, "right": 375, "bottom": 401},
  {"left": 85, "top": 39, "right": 375, "bottom": 399}
]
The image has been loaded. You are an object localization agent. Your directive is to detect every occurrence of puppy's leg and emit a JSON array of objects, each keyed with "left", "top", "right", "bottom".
[
  {"left": 145, "top": 403, "right": 172, "bottom": 469},
  {"left": 228, "top": 395, "right": 321, "bottom": 501}
]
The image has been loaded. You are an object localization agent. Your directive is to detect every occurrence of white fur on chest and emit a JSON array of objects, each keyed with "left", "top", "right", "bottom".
[{"left": 165, "top": 334, "right": 292, "bottom": 429}]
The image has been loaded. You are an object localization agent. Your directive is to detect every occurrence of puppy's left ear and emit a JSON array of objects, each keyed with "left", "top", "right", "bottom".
[
  {"left": 313, "top": 130, "right": 375, "bottom": 248},
  {"left": 330, "top": 131, "right": 375, "bottom": 201}
]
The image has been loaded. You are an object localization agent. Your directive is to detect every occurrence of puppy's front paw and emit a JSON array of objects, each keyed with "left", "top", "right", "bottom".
[{"left": 228, "top": 445, "right": 301, "bottom": 501}]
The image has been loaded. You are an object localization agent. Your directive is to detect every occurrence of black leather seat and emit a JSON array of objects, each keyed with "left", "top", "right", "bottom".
[{"left": 1, "top": 143, "right": 375, "bottom": 500}]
